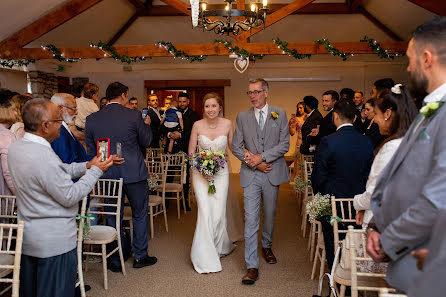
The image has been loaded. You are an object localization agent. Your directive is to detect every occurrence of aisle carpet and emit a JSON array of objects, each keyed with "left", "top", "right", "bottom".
[{"left": 85, "top": 175, "right": 319, "bottom": 297}]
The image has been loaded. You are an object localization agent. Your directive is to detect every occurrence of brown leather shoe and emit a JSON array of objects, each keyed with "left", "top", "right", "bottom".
[
  {"left": 262, "top": 248, "right": 277, "bottom": 264},
  {"left": 242, "top": 268, "right": 259, "bottom": 285}
]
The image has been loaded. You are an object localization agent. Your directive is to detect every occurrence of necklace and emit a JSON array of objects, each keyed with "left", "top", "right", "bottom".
[{"left": 207, "top": 119, "right": 218, "bottom": 129}]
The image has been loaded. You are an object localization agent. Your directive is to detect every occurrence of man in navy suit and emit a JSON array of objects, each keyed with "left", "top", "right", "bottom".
[
  {"left": 85, "top": 82, "right": 157, "bottom": 271},
  {"left": 311, "top": 99, "right": 374, "bottom": 268}
]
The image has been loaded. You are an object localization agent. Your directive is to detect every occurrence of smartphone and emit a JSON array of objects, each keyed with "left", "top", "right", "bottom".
[
  {"left": 142, "top": 108, "right": 148, "bottom": 120},
  {"left": 97, "top": 138, "right": 110, "bottom": 161},
  {"left": 116, "top": 142, "right": 122, "bottom": 158}
]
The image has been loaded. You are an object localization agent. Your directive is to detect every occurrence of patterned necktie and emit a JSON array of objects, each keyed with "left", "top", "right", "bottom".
[{"left": 259, "top": 110, "right": 265, "bottom": 131}]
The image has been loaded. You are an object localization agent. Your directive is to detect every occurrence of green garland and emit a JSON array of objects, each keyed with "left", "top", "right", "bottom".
[
  {"left": 214, "top": 40, "right": 264, "bottom": 60},
  {"left": 0, "top": 59, "right": 36, "bottom": 68},
  {"left": 41, "top": 45, "right": 79, "bottom": 63},
  {"left": 156, "top": 41, "right": 207, "bottom": 62},
  {"left": 90, "top": 41, "right": 151, "bottom": 64},
  {"left": 315, "top": 38, "right": 354, "bottom": 61},
  {"left": 360, "top": 35, "right": 403, "bottom": 59},
  {"left": 273, "top": 38, "right": 312, "bottom": 60}
]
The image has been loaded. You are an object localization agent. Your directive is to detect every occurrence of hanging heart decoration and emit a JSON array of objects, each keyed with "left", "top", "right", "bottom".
[{"left": 234, "top": 57, "right": 249, "bottom": 73}]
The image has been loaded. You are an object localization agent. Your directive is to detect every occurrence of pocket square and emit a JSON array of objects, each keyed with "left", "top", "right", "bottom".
[
  {"left": 417, "top": 130, "right": 430, "bottom": 141},
  {"left": 271, "top": 121, "right": 278, "bottom": 128}
]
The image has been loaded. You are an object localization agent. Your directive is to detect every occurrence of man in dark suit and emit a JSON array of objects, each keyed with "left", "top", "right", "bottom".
[
  {"left": 85, "top": 82, "right": 157, "bottom": 271},
  {"left": 169, "top": 92, "right": 200, "bottom": 211},
  {"left": 144, "top": 94, "right": 161, "bottom": 148},
  {"left": 311, "top": 99, "right": 374, "bottom": 268},
  {"left": 300, "top": 95, "right": 323, "bottom": 155},
  {"left": 307, "top": 90, "right": 338, "bottom": 145}
]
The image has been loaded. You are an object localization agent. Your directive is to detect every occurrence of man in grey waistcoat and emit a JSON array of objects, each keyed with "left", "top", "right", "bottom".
[
  {"left": 8, "top": 99, "right": 118, "bottom": 297},
  {"left": 367, "top": 16, "right": 446, "bottom": 293},
  {"left": 232, "top": 78, "right": 290, "bottom": 285}
]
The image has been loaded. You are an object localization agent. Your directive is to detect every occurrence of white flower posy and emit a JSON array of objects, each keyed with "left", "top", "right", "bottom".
[{"left": 420, "top": 101, "right": 444, "bottom": 118}]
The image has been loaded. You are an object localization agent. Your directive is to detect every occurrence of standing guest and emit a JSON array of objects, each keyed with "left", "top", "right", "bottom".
[
  {"left": 300, "top": 95, "right": 322, "bottom": 155},
  {"left": 363, "top": 98, "right": 387, "bottom": 149},
  {"left": 85, "top": 81, "right": 157, "bottom": 272},
  {"left": 74, "top": 82, "right": 99, "bottom": 143},
  {"left": 340, "top": 88, "right": 355, "bottom": 100},
  {"left": 144, "top": 94, "right": 162, "bottom": 148},
  {"left": 10, "top": 94, "right": 30, "bottom": 139},
  {"left": 99, "top": 97, "right": 108, "bottom": 110},
  {"left": 7, "top": 98, "right": 116, "bottom": 297},
  {"left": 354, "top": 86, "right": 417, "bottom": 228},
  {"left": 169, "top": 92, "right": 200, "bottom": 211},
  {"left": 311, "top": 99, "right": 374, "bottom": 269},
  {"left": 353, "top": 91, "right": 365, "bottom": 111},
  {"left": 307, "top": 90, "right": 339, "bottom": 145},
  {"left": 126, "top": 97, "right": 138, "bottom": 110},
  {"left": 288, "top": 101, "right": 307, "bottom": 179},
  {"left": 370, "top": 78, "right": 395, "bottom": 99},
  {"left": 367, "top": 17, "right": 446, "bottom": 293},
  {"left": 0, "top": 94, "right": 17, "bottom": 196}
]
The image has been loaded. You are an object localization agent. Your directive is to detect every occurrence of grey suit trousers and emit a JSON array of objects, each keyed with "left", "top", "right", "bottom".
[{"left": 244, "top": 170, "right": 279, "bottom": 269}]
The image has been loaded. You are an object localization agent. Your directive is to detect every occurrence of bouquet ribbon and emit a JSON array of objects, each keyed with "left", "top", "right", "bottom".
[
  {"left": 330, "top": 216, "right": 342, "bottom": 226},
  {"left": 208, "top": 179, "right": 216, "bottom": 194}
]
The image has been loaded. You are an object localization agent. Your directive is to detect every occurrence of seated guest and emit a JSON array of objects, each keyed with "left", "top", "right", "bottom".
[
  {"left": 307, "top": 90, "right": 338, "bottom": 145},
  {"left": 363, "top": 98, "right": 387, "bottom": 149},
  {"left": 409, "top": 207, "right": 446, "bottom": 297},
  {"left": 311, "top": 99, "right": 374, "bottom": 268},
  {"left": 354, "top": 85, "right": 417, "bottom": 228},
  {"left": 370, "top": 78, "right": 395, "bottom": 99},
  {"left": 0, "top": 93, "right": 17, "bottom": 196},
  {"left": 7, "top": 98, "right": 116, "bottom": 297},
  {"left": 300, "top": 95, "right": 322, "bottom": 155}
]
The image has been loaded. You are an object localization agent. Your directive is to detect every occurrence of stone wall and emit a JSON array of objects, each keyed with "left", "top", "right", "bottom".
[{"left": 28, "top": 71, "right": 57, "bottom": 99}]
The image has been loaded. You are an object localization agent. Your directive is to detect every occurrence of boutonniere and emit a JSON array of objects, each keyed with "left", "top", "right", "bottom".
[
  {"left": 420, "top": 101, "right": 444, "bottom": 118},
  {"left": 270, "top": 111, "right": 279, "bottom": 127}
]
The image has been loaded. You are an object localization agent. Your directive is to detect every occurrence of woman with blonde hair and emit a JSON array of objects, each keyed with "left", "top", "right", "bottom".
[{"left": 10, "top": 94, "right": 31, "bottom": 139}]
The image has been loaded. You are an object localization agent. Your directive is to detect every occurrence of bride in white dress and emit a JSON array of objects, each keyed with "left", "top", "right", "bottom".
[{"left": 188, "top": 92, "right": 235, "bottom": 274}]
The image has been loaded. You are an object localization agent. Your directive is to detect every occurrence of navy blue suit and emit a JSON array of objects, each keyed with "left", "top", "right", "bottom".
[
  {"left": 311, "top": 125, "right": 374, "bottom": 268},
  {"left": 85, "top": 102, "right": 152, "bottom": 265}
]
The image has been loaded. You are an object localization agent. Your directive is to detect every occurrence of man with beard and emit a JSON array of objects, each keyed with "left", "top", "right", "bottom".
[
  {"left": 366, "top": 16, "right": 446, "bottom": 293},
  {"left": 307, "top": 90, "right": 339, "bottom": 145}
]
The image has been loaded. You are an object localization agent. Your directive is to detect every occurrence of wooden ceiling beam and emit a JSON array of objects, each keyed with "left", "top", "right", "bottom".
[
  {"left": 127, "top": 0, "right": 145, "bottom": 10},
  {"left": 359, "top": 6, "right": 403, "bottom": 41},
  {"left": 408, "top": 0, "right": 446, "bottom": 16},
  {"left": 160, "top": 0, "right": 191, "bottom": 15},
  {"left": 139, "top": 3, "right": 352, "bottom": 16},
  {"left": 239, "top": 0, "right": 316, "bottom": 39},
  {"left": 107, "top": 13, "right": 139, "bottom": 46},
  {"left": 0, "top": 0, "right": 103, "bottom": 49},
  {"left": 350, "top": 0, "right": 361, "bottom": 12},
  {"left": 0, "top": 41, "right": 408, "bottom": 59}
]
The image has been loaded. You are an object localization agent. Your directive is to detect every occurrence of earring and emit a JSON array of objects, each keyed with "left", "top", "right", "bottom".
[{"left": 385, "top": 118, "right": 388, "bottom": 121}]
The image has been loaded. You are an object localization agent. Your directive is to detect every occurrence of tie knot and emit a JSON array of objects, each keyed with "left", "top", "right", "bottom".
[{"left": 259, "top": 110, "right": 263, "bottom": 115}]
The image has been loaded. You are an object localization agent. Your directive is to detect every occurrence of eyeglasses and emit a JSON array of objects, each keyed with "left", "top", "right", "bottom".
[
  {"left": 246, "top": 90, "right": 264, "bottom": 96},
  {"left": 62, "top": 105, "right": 77, "bottom": 111},
  {"left": 44, "top": 119, "right": 63, "bottom": 124}
]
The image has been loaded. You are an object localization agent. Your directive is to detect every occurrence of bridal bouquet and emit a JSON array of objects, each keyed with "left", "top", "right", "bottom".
[{"left": 189, "top": 150, "right": 226, "bottom": 194}]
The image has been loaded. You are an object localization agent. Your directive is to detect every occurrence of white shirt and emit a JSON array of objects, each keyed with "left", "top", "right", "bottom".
[
  {"left": 424, "top": 82, "right": 446, "bottom": 103},
  {"left": 336, "top": 123, "right": 353, "bottom": 131},
  {"left": 150, "top": 106, "right": 161, "bottom": 121},
  {"left": 353, "top": 138, "right": 402, "bottom": 227},
  {"left": 23, "top": 132, "right": 51, "bottom": 149},
  {"left": 254, "top": 103, "right": 269, "bottom": 125}
]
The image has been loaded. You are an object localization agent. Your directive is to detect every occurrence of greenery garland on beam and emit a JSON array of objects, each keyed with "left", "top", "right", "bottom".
[
  {"left": 360, "top": 36, "right": 403, "bottom": 59},
  {"left": 0, "top": 59, "right": 36, "bottom": 68},
  {"left": 89, "top": 41, "right": 151, "bottom": 64},
  {"left": 273, "top": 38, "right": 312, "bottom": 60},
  {"left": 214, "top": 40, "right": 265, "bottom": 60},
  {"left": 315, "top": 38, "right": 354, "bottom": 61},
  {"left": 156, "top": 41, "right": 207, "bottom": 62},
  {"left": 41, "top": 45, "right": 79, "bottom": 63}
]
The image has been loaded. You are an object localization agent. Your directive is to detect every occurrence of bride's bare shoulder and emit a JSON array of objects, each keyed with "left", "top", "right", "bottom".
[
  {"left": 220, "top": 118, "right": 233, "bottom": 127},
  {"left": 193, "top": 119, "right": 205, "bottom": 127}
]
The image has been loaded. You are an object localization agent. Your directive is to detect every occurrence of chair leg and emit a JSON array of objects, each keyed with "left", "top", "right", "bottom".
[
  {"left": 181, "top": 191, "right": 186, "bottom": 214},
  {"left": 163, "top": 201, "right": 168, "bottom": 232},
  {"left": 319, "top": 248, "right": 326, "bottom": 282},
  {"left": 150, "top": 206, "right": 154, "bottom": 239},
  {"left": 311, "top": 247, "right": 319, "bottom": 280},
  {"left": 308, "top": 222, "right": 314, "bottom": 252},
  {"left": 339, "top": 285, "right": 346, "bottom": 297},
  {"left": 84, "top": 244, "right": 90, "bottom": 272},
  {"left": 116, "top": 235, "right": 126, "bottom": 276},
  {"left": 77, "top": 245, "right": 85, "bottom": 297},
  {"left": 177, "top": 194, "right": 180, "bottom": 219},
  {"left": 101, "top": 244, "right": 108, "bottom": 290}
]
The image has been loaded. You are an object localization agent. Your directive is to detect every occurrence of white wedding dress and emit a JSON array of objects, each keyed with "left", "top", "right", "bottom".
[{"left": 190, "top": 135, "right": 235, "bottom": 273}]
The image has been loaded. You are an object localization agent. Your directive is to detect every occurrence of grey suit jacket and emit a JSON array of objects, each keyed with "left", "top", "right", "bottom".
[
  {"left": 370, "top": 94, "right": 446, "bottom": 292},
  {"left": 232, "top": 105, "right": 290, "bottom": 187}
]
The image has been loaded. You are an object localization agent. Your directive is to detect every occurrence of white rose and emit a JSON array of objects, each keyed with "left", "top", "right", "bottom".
[{"left": 427, "top": 101, "right": 440, "bottom": 110}]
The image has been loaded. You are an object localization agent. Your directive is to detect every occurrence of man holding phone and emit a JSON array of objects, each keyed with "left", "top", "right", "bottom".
[{"left": 85, "top": 82, "right": 157, "bottom": 272}]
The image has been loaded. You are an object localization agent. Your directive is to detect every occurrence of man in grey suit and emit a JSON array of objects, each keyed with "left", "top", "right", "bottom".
[
  {"left": 232, "top": 78, "right": 290, "bottom": 285},
  {"left": 366, "top": 16, "right": 446, "bottom": 293}
]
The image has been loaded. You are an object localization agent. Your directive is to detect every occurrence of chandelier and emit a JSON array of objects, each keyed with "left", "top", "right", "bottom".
[{"left": 189, "top": 0, "right": 268, "bottom": 36}]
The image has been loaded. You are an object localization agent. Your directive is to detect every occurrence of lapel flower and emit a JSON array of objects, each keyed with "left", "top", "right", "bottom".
[
  {"left": 420, "top": 101, "right": 444, "bottom": 118},
  {"left": 271, "top": 111, "right": 279, "bottom": 120}
]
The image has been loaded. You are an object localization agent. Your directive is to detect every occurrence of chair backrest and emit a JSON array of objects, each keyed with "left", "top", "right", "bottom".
[
  {"left": 89, "top": 178, "right": 124, "bottom": 231},
  {"left": 348, "top": 226, "right": 389, "bottom": 297},
  {"left": 0, "top": 221, "right": 24, "bottom": 297},
  {"left": 162, "top": 153, "right": 186, "bottom": 182},
  {"left": 303, "top": 154, "right": 314, "bottom": 163},
  {"left": 331, "top": 196, "right": 356, "bottom": 249},
  {"left": 303, "top": 161, "right": 314, "bottom": 201},
  {"left": 0, "top": 196, "right": 16, "bottom": 220},
  {"left": 146, "top": 148, "right": 163, "bottom": 162}
]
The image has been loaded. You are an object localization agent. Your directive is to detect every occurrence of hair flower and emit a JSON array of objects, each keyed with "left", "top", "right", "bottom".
[{"left": 391, "top": 83, "right": 402, "bottom": 95}]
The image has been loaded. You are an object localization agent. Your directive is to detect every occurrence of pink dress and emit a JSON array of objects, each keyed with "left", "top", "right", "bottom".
[{"left": 291, "top": 115, "right": 307, "bottom": 150}]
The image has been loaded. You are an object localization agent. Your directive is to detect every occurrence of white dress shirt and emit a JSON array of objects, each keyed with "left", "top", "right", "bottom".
[
  {"left": 336, "top": 123, "right": 353, "bottom": 131},
  {"left": 254, "top": 103, "right": 269, "bottom": 126},
  {"left": 424, "top": 82, "right": 446, "bottom": 103}
]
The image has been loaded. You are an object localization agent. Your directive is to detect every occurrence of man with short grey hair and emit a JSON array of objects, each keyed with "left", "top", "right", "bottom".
[{"left": 8, "top": 98, "right": 119, "bottom": 297}]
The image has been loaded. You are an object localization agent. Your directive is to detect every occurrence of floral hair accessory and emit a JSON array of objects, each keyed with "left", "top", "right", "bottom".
[{"left": 391, "top": 83, "right": 402, "bottom": 95}]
